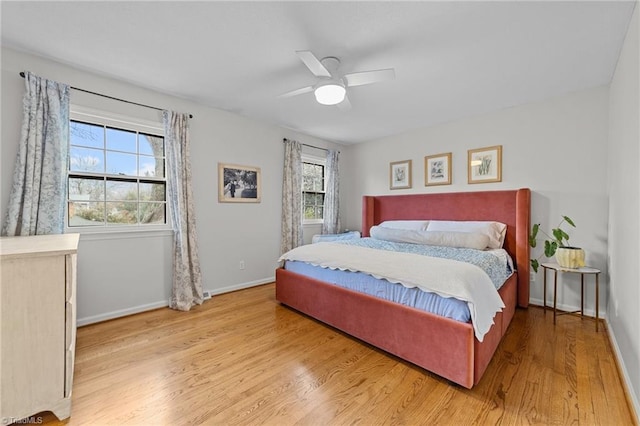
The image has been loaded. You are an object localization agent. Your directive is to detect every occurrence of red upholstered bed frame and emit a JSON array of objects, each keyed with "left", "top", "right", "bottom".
[{"left": 276, "top": 188, "right": 530, "bottom": 388}]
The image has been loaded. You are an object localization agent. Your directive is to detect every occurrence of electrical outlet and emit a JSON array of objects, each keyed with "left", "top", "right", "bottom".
[
  {"left": 239, "top": 260, "right": 245, "bottom": 270},
  {"left": 530, "top": 271, "right": 536, "bottom": 282}
]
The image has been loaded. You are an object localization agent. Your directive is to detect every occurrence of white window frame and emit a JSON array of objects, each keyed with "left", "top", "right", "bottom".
[
  {"left": 66, "top": 106, "right": 171, "bottom": 235},
  {"left": 302, "top": 154, "right": 326, "bottom": 225}
]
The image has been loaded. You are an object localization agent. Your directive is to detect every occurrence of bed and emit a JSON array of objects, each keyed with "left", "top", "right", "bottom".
[{"left": 275, "top": 188, "right": 530, "bottom": 388}]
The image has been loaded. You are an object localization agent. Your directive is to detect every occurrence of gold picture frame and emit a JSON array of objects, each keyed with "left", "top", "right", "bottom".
[
  {"left": 468, "top": 145, "right": 502, "bottom": 184},
  {"left": 424, "top": 152, "right": 452, "bottom": 186},
  {"left": 389, "top": 160, "right": 412, "bottom": 189},
  {"left": 218, "top": 163, "right": 262, "bottom": 203}
]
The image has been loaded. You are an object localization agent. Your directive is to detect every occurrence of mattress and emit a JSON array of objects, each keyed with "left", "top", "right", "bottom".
[
  {"left": 281, "top": 238, "right": 513, "bottom": 330},
  {"left": 284, "top": 260, "right": 472, "bottom": 322}
]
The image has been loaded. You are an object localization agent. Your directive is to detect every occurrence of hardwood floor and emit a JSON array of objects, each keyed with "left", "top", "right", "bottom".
[{"left": 32, "top": 283, "right": 636, "bottom": 425}]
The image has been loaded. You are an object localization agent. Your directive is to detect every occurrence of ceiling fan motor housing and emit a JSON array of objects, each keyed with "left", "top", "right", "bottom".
[{"left": 320, "top": 56, "right": 341, "bottom": 74}]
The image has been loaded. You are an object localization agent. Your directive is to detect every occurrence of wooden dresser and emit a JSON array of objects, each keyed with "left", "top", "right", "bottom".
[{"left": 0, "top": 233, "right": 79, "bottom": 422}]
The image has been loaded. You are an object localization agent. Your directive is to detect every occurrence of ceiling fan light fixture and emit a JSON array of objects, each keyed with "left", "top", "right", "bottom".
[{"left": 314, "top": 81, "right": 346, "bottom": 105}]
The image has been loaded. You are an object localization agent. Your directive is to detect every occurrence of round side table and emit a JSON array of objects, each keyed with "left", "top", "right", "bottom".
[{"left": 541, "top": 262, "right": 601, "bottom": 331}]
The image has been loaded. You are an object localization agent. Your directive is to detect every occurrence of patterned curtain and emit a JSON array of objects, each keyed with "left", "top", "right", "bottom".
[
  {"left": 280, "top": 138, "right": 303, "bottom": 254},
  {"left": 163, "top": 110, "right": 204, "bottom": 311},
  {"left": 2, "top": 72, "right": 69, "bottom": 236},
  {"left": 322, "top": 149, "right": 340, "bottom": 235}
]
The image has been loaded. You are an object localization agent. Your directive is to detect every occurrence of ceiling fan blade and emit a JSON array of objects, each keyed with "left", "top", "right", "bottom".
[
  {"left": 296, "top": 50, "right": 332, "bottom": 78},
  {"left": 337, "top": 95, "right": 352, "bottom": 111},
  {"left": 278, "top": 86, "right": 314, "bottom": 98},
  {"left": 344, "top": 68, "right": 395, "bottom": 87}
]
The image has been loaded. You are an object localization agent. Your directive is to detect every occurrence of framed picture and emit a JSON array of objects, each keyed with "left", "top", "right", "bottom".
[
  {"left": 218, "top": 163, "right": 262, "bottom": 203},
  {"left": 468, "top": 145, "right": 502, "bottom": 184},
  {"left": 389, "top": 160, "right": 412, "bottom": 189},
  {"left": 424, "top": 152, "right": 452, "bottom": 186}
]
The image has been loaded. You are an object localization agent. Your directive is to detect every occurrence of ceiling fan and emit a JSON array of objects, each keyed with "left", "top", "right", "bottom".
[{"left": 279, "top": 50, "right": 395, "bottom": 110}]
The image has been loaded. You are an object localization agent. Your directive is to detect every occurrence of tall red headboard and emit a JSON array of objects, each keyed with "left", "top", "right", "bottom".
[{"left": 362, "top": 188, "right": 531, "bottom": 307}]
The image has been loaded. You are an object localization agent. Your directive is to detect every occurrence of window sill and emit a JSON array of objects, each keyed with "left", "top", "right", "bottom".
[{"left": 65, "top": 226, "right": 173, "bottom": 241}]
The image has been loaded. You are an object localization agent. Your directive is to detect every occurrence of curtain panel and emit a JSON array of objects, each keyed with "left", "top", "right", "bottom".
[
  {"left": 280, "top": 138, "right": 303, "bottom": 254},
  {"left": 163, "top": 110, "right": 204, "bottom": 311},
  {"left": 2, "top": 72, "right": 70, "bottom": 236},
  {"left": 322, "top": 149, "right": 340, "bottom": 235}
]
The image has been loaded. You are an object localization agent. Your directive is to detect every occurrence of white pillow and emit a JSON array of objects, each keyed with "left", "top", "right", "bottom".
[
  {"left": 378, "top": 220, "right": 429, "bottom": 231},
  {"left": 426, "top": 220, "right": 507, "bottom": 249},
  {"left": 369, "top": 226, "right": 490, "bottom": 250}
]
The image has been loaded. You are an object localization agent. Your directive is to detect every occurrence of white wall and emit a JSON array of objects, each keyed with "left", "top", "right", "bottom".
[
  {"left": 1, "top": 47, "right": 343, "bottom": 324},
  {"left": 343, "top": 86, "right": 610, "bottom": 317},
  {"left": 608, "top": 4, "right": 639, "bottom": 416}
]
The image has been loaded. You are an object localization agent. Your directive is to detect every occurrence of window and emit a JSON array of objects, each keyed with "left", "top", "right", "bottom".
[
  {"left": 302, "top": 158, "right": 325, "bottom": 223},
  {"left": 67, "top": 112, "right": 167, "bottom": 228}
]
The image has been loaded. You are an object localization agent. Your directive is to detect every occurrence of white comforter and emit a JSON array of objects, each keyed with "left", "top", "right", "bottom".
[{"left": 278, "top": 242, "right": 505, "bottom": 342}]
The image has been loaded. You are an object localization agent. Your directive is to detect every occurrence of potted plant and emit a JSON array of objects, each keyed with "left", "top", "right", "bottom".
[{"left": 529, "top": 215, "right": 585, "bottom": 272}]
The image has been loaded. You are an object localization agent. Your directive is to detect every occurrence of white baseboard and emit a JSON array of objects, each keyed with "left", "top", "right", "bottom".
[
  {"left": 605, "top": 318, "right": 640, "bottom": 421},
  {"left": 77, "top": 300, "right": 169, "bottom": 326},
  {"left": 528, "top": 297, "right": 604, "bottom": 319},
  {"left": 205, "top": 276, "right": 275, "bottom": 296},
  {"left": 77, "top": 276, "right": 275, "bottom": 326}
]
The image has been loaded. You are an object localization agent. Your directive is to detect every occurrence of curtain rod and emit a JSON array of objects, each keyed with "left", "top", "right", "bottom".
[
  {"left": 19, "top": 71, "right": 193, "bottom": 119},
  {"left": 282, "top": 138, "right": 340, "bottom": 154}
]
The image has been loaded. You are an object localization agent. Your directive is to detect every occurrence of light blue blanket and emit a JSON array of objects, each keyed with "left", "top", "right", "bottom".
[{"left": 335, "top": 237, "right": 513, "bottom": 289}]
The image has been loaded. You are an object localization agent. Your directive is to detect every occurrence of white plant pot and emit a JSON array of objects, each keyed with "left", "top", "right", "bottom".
[{"left": 555, "top": 247, "right": 585, "bottom": 269}]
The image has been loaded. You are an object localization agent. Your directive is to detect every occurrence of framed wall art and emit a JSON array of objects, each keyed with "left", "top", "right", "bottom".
[
  {"left": 424, "top": 152, "right": 452, "bottom": 186},
  {"left": 218, "top": 163, "right": 262, "bottom": 203},
  {"left": 389, "top": 160, "right": 412, "bottom": 190},
  {"left": 468, "top": 145, "right": 502, "bottom": 184}
]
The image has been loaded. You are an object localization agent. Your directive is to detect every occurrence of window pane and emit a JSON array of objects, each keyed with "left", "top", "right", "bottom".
[
  {"left": 106, "top": 201, "right": 137, "bottom": 225},
  {"left": 70, "top": 147, "right": 104, "bottom": 173},
  {"left": 313, "top": 172, "right": 323, "bottom": 191},
  {"left": 316, "top": 206, "right": 324, "bottom": 219},
  {"left": 303, "top": 174, "right": 314, "bottom": 191},
  {"left": 140, "top": 182, "right": 165, "bottom": 202},
  {"left": 106, "top": 151, "right": 137, "bottom": 176},
  {"left": 71, "top": 121, "right": 104, "bottom": 149},
  {"left": 106, "top": 128, "right": 136, "bottom": 153},
  {"left": 306, "top": 176, "right": 316, "bottom": 192},
  {"left": 139, "top": 202, "right": 165, "bottom": 224},
  {"left": 68, "top": 201, "right": 104, "bottom": 226},
  {"left": 315, "top": 194, "right": 324, "bottom": 205},
  {"left": 139, "top": 155, "right": 164, "bottom": 178},
  {"left": 303, "top": 163, "right": 324, "bottom": 192},
  {"left": 139, "top": 134, "right": 164, "bottom": 156},
  {"left": 106, "top": 180, "right": 137, "bottom": 201},
  {"left": 69, "top": 177, "right": 104, "bottom": 201},
  {"left": 303, "top": 163, "right": 323, "bottom": 191},
  {"left": 304, "top": 192, "right": 314, "bottom": 205},
  {"left": 304, "top": 206, "right": 315, "bottom": 220}
]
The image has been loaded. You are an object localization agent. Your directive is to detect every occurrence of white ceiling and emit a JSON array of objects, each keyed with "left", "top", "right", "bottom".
[{"left": 1, "top": 1, "right": 636, "bottom": 144}]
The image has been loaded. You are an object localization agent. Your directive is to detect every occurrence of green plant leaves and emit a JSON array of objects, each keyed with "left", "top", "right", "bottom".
[
  {"left": 552, "top": 228, "right": 570, "bottom": 245},
  {"left": 544, "top": 240, "right": 558, "bottom": 257},
  {"left": 563, "top": 216, "right": 576, "bottom": 227},
  {"left": 529, "top": 223, "right": 539, "bottom": 248},
  {"left": 529, "top": 215, "right": 577, "bottom": 274},
  {"left": 530, "top": 259, "right": 539, "bottom": 273}
]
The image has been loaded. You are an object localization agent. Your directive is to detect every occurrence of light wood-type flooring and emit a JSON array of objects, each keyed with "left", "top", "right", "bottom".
[{"left": 32, "top": 283, "right": 636, "bottom": 425}]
